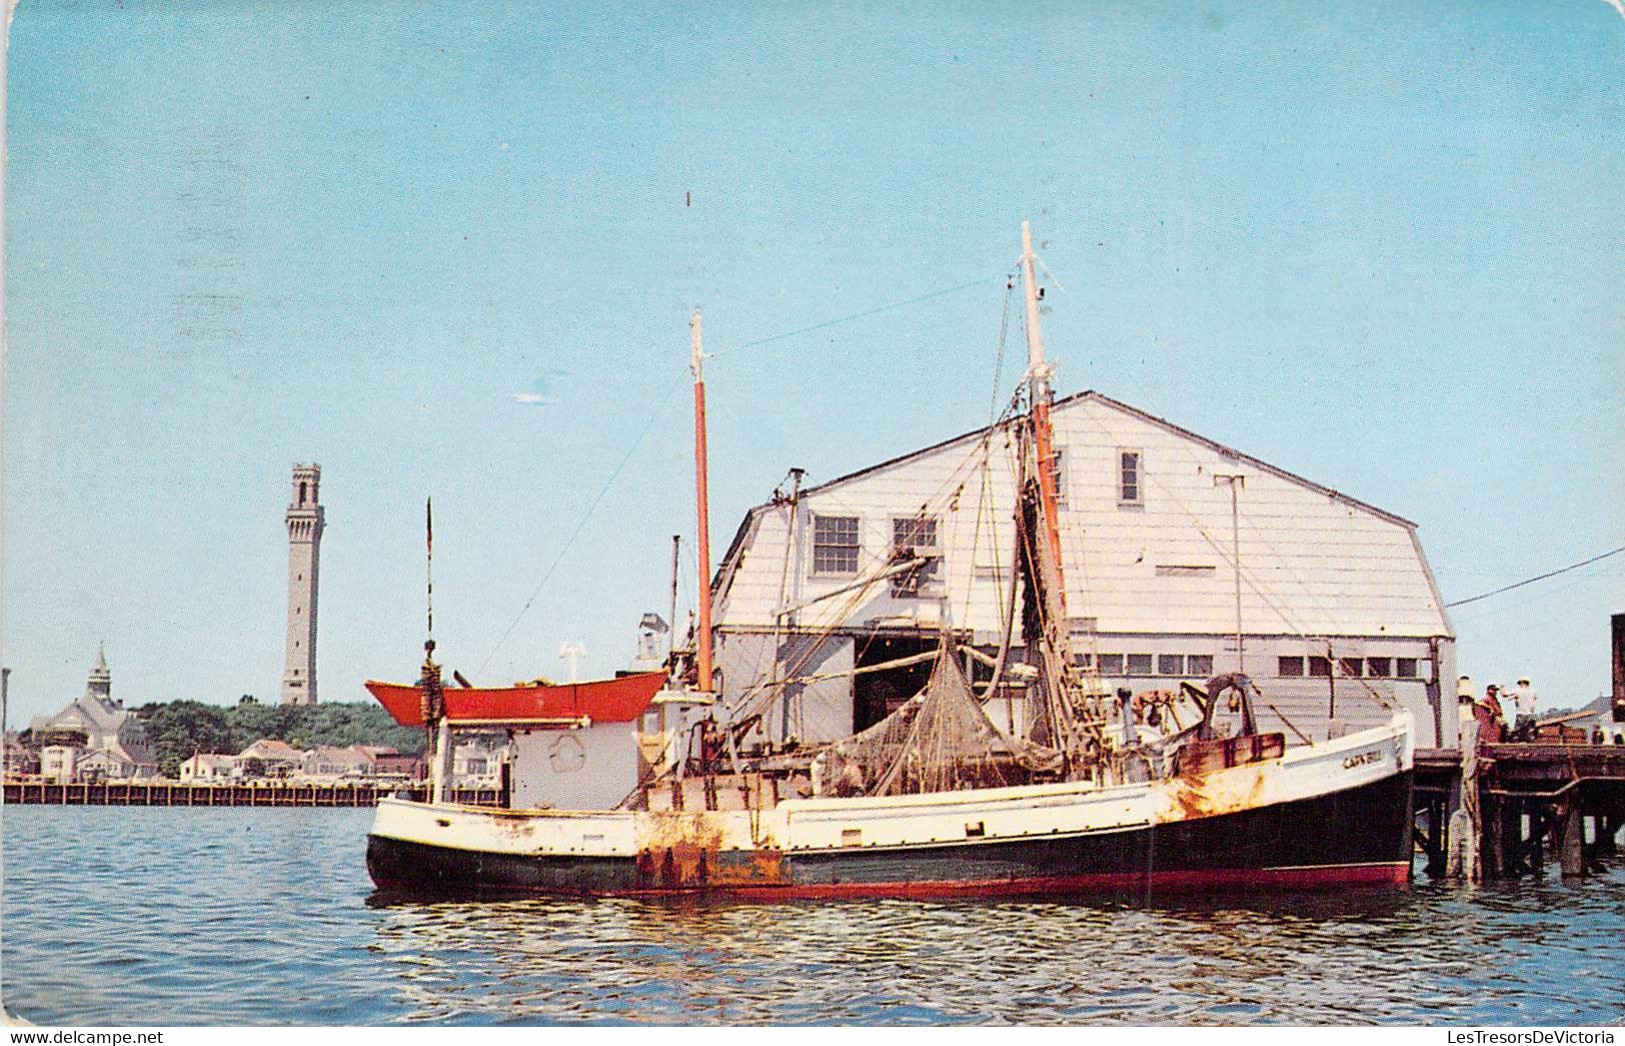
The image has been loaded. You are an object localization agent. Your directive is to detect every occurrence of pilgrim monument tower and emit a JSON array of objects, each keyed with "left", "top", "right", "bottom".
[{"left": 281, "top": 464, "right": 325, "bottom": 705}]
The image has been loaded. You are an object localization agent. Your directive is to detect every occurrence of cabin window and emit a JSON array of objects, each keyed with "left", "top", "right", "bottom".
[
  {"left": 1278, "top": 656, "right": 1305, "bottom": 677},
  {"left": 1126, "top": 653, "right": 1154, "bottom": 676},
  {"left": 1098, "top": 654, "right": 1124, "bottom": 675},
  {"left": 1396, "top": 658, "right": 1419, "bottom": 679},
  {"left": 1308, "top": 656, "right": 1332, "bottom": 677},
  {"left": 812, "top": 515, "right": 861, "bottom": 575},
  {"left": 1338, "top": 657, "right": 1363, "bottom": 678},
  {"left": 1187, "top": 654, "right": 1214, "bottom": 676},
  {"left": 465, "top": 758, "right": 487, "bottom": 776},
  {"left": 1158, "top": 654, "right": 1184, "bottom": 676},
  {"left": 1366, "top": 657, "right": 1391, "bottom": 678},
  {"left": 1073, "top": 652, "right": 1095, "bottom": 670},
  {"left": 1118, "top": 450, "right": 1144, "bottom": 505},
  {"left": 890, "top": 515, "right": 941, "bottom": 597}
]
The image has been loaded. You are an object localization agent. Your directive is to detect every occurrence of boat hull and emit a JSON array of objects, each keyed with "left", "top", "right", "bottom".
[
  {"left": 367, "top": 715, "right": 1415, "bottom": 900},
  {"left": 367, "top": 769, "right": 1413, "bottom": 898}
]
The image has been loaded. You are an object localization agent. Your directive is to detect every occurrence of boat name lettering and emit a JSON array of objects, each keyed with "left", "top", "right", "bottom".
[{"left": 1342, "top": 749, "right": 1383, "bottom": 770}]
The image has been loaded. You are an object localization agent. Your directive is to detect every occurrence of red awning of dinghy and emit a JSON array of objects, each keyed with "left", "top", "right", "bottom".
[{"left": 365, "top": 670, "right": 667, "bottom": 728}]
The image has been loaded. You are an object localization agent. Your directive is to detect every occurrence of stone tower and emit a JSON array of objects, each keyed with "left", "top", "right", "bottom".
[{"left": 281, "top": 464, "right": 325, "bottom": 705}]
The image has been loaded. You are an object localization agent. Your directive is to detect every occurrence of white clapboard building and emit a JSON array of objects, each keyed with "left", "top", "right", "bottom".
[{"left": 710, "top": 390, "right": 1456, "bottom": 752}]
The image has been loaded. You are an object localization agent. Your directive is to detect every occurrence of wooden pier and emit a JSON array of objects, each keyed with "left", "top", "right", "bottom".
[
  {"left": 1413, "top": 741, "right": 1625, "bottom": 880},
  {"left": 2, "top": 779, "right": 505, "bottom": 808}
]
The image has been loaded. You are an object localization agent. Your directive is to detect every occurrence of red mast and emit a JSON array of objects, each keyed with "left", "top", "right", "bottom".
[{"left": 691, "top": 309, "right": 715, "bottom": 693}]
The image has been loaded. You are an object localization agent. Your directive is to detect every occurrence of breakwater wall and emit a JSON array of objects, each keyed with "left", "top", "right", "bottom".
[{"left": 3, "top": 779, "right": 505, "bottom": 808}]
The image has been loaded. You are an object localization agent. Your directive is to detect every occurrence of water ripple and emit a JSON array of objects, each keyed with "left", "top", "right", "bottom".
[{"left": 4, "top": 806, "right": 1623, "bottom": 1025}]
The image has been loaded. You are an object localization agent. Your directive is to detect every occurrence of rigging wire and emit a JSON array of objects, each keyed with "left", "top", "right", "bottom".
[
  {"left": 706, "top": 274, "right": 1006, "bottom": 360},
  {"left": 1444, "top": 545, "right": 1625, "bottom": 608},
  {"left": 473, "top": 272, "right": 1002, "bottom": 681},
  {"left": 476, "top": 371, "right": 689, "bottom": 678}
]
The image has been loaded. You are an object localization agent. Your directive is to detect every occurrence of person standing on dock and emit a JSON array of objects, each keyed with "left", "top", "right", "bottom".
[
  {"left": 1476, "top": 685, "right": 1505, "bottom": 744},
  {"left": 1510, "top": 678, "right": 1538, "bottom": 740}
]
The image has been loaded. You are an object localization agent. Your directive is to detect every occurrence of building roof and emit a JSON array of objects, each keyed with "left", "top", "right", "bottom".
[
  {"left": 714, "top": 389, "right": 1420, "bottom": 594},
  {"left": 794, "top": 391, "right": 1414, "bottom": 526},
  {"left": 240, "top": 738, "right": 304, "bottom": 760},
  {"left": 710, "top": 386, "right": 1452, "bottom": 641}
]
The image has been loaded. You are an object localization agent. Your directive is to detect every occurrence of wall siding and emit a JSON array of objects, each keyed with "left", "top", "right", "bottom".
[{"left": 713, "top": 393, "right": 1456, "bottom": 749}]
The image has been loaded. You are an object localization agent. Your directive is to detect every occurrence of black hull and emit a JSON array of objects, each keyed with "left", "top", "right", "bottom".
[{"left": 367, "top": 770, "right": 1414, "bottom": 899}]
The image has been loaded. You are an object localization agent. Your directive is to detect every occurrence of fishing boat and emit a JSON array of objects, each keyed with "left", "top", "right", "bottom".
[{"left": 364, "top": 224, "right": 1415, "bottom": 899}]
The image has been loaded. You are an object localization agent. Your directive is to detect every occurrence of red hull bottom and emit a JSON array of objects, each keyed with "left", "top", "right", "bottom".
[{"left": 370, "top": 860, "right": 1411, "bottom": 901}]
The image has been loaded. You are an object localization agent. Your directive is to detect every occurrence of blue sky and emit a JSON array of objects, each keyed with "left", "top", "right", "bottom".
[{"left": 4, "top": 0, "right": 1622, "bottom": 726}]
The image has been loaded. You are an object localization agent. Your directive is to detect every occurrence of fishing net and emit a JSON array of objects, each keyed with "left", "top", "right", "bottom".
[{"left": 820, "top": 637, "right": 1065, "bottom": 797}]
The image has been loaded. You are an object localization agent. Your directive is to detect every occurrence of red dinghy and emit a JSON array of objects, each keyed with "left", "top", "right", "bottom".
[{"left": 365, "top": 670, "right": 667, "bottom": 727}]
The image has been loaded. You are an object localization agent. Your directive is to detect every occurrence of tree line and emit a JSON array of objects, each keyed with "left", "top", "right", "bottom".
[{"left": 133, "top": 699, "right": 425, "bottom": 778}]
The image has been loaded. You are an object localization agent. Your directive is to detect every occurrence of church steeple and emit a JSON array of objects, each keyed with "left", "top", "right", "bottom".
[{"left": 85, "top": 645, "right": 114, "bottom": 707}]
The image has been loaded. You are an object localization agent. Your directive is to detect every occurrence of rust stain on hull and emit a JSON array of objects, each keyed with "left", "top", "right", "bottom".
[{"left": 635, "top": 812, "right": 789, "bottom": 890}]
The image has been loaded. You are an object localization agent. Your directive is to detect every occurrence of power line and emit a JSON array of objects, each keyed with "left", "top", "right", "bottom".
[{"left": 1445, "top": 545, "right": 1625, "bottom": 608}]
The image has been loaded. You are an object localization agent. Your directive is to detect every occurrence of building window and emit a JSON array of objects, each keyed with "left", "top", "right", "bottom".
[
  {"left": 1098, "top": 654, "right": 1124, "bottom": 675},
  {"left": 1049, "top": 450, "right": 1067, "bottom": 506},
  {"left": 812, "top": 515, "right": 860, "bottom": 575},
  {"left": 1338, "top": 658, "right": 1363, "bottom": 678},
  {"left": 1366, "top": 657, "right": 1391, "bottom": 678},
  {"left": 1187, "top": 654, "right": 1214, "bottom": 676},
  {"left": 1158, "top": 654, "right": 1184, "bottom": 676},
  {"left": 1308, "top": 656, "right": 1331, "bottom": 677},
  {"left": 1278, "top": 656, "right": 1305, "bottom": 677},
  {"left": 1126, "top": 653, "right": 1154, "bottom": 676},
  {"left": 1119, "top": 450, "right": 1144, "bottom": 505},
  {"left": 890, "top": 515, "right": 941, "bottom": 597},
  {"left": 1396, "top": 658, "right": 1419, "bottom": 679}
]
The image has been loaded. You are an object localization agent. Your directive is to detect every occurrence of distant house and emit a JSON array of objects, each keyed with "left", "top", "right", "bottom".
[
  {"left": 178, "top": 753, "right": 240, "bottom": 783},
  {"left": 371, "top": 753, "right": 424, "bottom": 781},
  {"left": 452, "top": 733, "right": 508, "bottom": 789},
  {"left": 27, "top": 649, "right": 158, "bottom": 778},
  {"left": 237, "top": 738, "right": 305, "bottom": 778},
  {"left": 40, "top": 745, "right": 78, "bottom": 784},
  {"left": 300, "top": 745, "right": 374, "bottom": 780}
]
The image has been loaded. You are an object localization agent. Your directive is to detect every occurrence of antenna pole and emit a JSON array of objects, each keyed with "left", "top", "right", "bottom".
[
  {"left": 425, "top": 497, "right": 435, "bottom": 652},
  {"left": 691, "top": 310, "right": 715, "bottom": 693},
  {"left": 668, "top": 534, "right": 681, "bottom": 662},
  {"left": 420, "top": 496, "right": 445, "bottom": 802}
]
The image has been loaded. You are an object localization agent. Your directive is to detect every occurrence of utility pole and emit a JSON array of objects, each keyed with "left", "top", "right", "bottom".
[{"left": 1214, "top": 473, "right": 1246, "bottom": 672}]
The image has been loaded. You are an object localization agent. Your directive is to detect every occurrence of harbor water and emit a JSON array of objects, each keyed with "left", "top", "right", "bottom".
[{"left": 3, "top": 805, "right": 1622, "bottom": 1026}]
